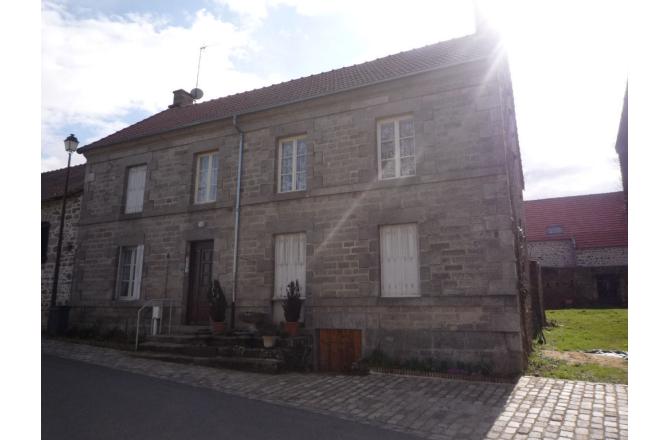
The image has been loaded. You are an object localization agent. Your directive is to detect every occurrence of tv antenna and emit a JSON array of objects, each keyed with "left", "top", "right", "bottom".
[{"left": 192, "top": 45, "right": 207, "bottom": 102}]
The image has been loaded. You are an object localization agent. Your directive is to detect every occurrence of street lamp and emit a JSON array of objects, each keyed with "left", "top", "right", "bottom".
[{"left": 47, "top": 134, "right": 79, "bottom": 335}]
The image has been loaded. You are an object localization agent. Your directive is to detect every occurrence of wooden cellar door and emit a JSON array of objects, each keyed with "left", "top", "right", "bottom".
[{"left": 318, "top": 329, "right": 362, "bottom": 372}]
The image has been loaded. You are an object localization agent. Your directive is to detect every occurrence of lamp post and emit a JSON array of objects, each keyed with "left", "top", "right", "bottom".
[{"left": 47, "top": 134, "right": 79, "bottom": 335}]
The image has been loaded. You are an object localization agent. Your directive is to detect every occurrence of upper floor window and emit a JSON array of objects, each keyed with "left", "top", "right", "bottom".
[
  {"left": 195, "top": 152, "right": 219, "bottom": 204},
  {"left": 125, "top": 165, "right": 147, "bottom": 214},
  {"left": 116, "top": 244, "right": 144, "bottom": 300},
  {"left": 278, "top": 136, "right": 306, "bottom": 193},
  {"left": 377, "top": 116, "right": 415, "bottom": 180}
]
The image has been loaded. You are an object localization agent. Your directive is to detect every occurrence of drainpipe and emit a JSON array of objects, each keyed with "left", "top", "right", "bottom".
[{"left": 231, "top": 115, "right": 244, "bottom": 330}]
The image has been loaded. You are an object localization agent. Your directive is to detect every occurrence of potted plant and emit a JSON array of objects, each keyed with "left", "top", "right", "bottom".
[
  {"left": 208, "top": 279, "right": 227, "bottom": 335},
  {"left": 258, "top": 322, "right": 279, "bottom": 348},
  {"left": 282, "top": 280, "right": 303, "bottom": 336}
]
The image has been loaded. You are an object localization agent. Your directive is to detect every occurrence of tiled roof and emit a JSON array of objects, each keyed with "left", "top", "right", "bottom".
[
  {"left": 42, "top": 164, "right": 86, "bottom": 201},
  {"left": 524, "top": 192, "right": 627, "bottom": 249},
  {"left": 80, "top": 34, "right": 495, "bottom": 152}
]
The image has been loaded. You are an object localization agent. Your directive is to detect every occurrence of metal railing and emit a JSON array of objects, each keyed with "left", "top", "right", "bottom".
[{"left": 134, "top": 298, "right": 177, "bottom": 351}]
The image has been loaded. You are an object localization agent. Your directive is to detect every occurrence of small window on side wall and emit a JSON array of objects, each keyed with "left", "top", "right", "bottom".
[
  {"left": 377, "top": 116, "right": 415, "bottom": 180},
  {"left": 278, "top": 136, "right": 307, "bottom": 193},
  {"left": 195, "top": 151, "right": 219, "bottom": 204},
  {"left": 116, "top": 244, "right": 144, "bottom": 300},
  {"left": 380, "top": 224, "right": 419, "bottom": 297},
  {"left": 125, "top": 165, "right": 147, "bottom": 214}
]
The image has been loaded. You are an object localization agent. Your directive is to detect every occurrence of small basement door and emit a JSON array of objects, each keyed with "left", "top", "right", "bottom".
[{"left": 318, "top": 329, "right": 362, "bottom": 372}]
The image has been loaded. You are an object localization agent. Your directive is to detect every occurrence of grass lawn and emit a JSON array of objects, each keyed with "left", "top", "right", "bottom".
[
  {"left": 542, "top": 308, "right": 628, "bottom": 352},
  {"left": 527, "top": 308, "right": 628, "bottom": 384}
]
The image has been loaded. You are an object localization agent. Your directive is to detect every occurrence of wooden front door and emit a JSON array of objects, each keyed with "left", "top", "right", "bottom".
[
  {"left": 187, "top": 240, "right": 214, "bottom": 324},
  {"left": 318, "top": 329, "right": 362, "bottom": 372}
]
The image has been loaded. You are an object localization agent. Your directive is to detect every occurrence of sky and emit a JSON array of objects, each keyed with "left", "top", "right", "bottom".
[{"left": 41, "top": 0, "right": 628, "bottom": 200}]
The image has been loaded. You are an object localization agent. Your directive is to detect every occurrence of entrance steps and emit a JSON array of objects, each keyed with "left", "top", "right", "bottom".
[{"left": 133, "top": 328, "right": 312, "bottom": 374}]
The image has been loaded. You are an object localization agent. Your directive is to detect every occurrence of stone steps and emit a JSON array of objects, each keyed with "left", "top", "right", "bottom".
[
  {"left": 138, "top": 327, "right": 312, "bottom": 373},
  {"left": 131, "top": 351, "right": 283, "bottom": 374},
  {"left": 141, "top": 341, "right": 284, "bottom": 360}
]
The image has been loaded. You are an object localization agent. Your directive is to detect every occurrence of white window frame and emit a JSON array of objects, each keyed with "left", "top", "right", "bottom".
[
  {"left": 124, "top": 165, "right": 147, "bottom": 214},
  {"left": 116, "top": 244, "right": 144, "bottom": 301},
  {"left": 277, "top": 136, "right": 307, "bottom": 193},
  {"left": 380, "top": 224, "right": 420, "bottom": 297},
  {"left": 377, "top": 115, "right": 416, "bottom": 180},
  {"left": 274, "top": 233, "right": 306, "bottom": 299},
  {"left": 194, "top": 151, "right": 219, "bottom": 204}
]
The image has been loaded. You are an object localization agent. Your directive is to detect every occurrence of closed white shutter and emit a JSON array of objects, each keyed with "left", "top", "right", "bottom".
[
  {"left": 125, "top": 165, "right": 147, "bottom": 213},
  {"left": 381, "top": 224, "right": 419, "bottom": 297},
  {"left": 274, "top": 233, "right": 306, "bottom": 298},
  {"left": 132, "top": 244, "right": 144, "bottom": 299}
]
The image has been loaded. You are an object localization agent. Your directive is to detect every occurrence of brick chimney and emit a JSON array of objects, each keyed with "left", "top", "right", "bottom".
[{"left": 169, "top": 89, "right": 194, "bottom": 108}]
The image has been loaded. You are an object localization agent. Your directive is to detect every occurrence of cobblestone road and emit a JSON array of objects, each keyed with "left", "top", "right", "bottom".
[{"left": 42, "top": 339, "right": 627, "bottom": 440}]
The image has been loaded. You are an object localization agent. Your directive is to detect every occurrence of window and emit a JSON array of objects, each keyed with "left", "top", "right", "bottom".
[
  {"left": 380, "top": 224, "right": 419, "bottom": 297},
  {"left": 278, "top": 136, "right": 307, "bottom": 193},
  {"left": 116, "top": 245, "right": 144, "bottom": 300},
  {"left": 125, "top": 165, "right": 147, "bottom": 214},
  {"left": 546, "top": 225, "right": 564, "bottom": 235},
  {"left": 194, "top": 152, "right": 219, "bottom": 204},
  {"left": 274, "top": 233, "right": 306, "bottom": 299},
  {"left": 377, "top": 116, "right": 415, "bottom": 180},
  {"left": 41, "top": 222, "right": 50, "bottom": 263}
]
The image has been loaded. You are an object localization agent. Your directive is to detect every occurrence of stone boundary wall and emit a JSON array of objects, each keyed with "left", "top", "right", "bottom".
[{"left": 41, "top": 194, "right": 82, "bottom": 328}]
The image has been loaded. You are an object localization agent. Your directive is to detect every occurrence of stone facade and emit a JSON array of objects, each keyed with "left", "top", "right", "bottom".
[
  {"left": 527, "top": 242, "right": 627, "bottom": 308},
  {"left": 41, "top": 194, "right": 82, "bottom": 328},
  {"left": 72, "top": 47, "right": 529, "bottom": 374},
  {"left": 528, "top": 240, "right": 575, "bottom": 267},
  {"left": 576, "top": 246, "right": 627, "bottom": 267}
]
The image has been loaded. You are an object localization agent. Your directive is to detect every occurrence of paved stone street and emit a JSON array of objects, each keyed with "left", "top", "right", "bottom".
[{"left": 42, "top": 339, "right": 627, "bottom": 440}]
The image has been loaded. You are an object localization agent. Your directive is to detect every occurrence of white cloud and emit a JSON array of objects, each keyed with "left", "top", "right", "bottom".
[
  {"left": 43, "top": 0, "right": 628, "bottom": 200},
  {"left": 42, "top": 2, "right": 267, "bottom": 170}
]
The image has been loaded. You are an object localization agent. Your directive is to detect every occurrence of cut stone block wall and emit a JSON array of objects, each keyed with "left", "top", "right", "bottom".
[
  {"left": 72, "top": 56, "right": 528, "bottom": 375},
  {"left": 41, "top": 194, "right": 82, "bottom": 328}
]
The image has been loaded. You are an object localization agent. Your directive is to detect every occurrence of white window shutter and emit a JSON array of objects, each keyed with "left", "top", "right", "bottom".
[
  {"left": 115, "top": 246, "right": 123, "bottom": 298},
  {"left": 125, "top": 166, "right": 147, "bottom": 213},
  {"left": 381, "top": 224, "right": 419, "bottom": 297},
  {"left": 132, "top": 244, "right": 144, "bottom": 299},
  {"left": 275, "top": 233, "right": 306, "bottom": 298}
]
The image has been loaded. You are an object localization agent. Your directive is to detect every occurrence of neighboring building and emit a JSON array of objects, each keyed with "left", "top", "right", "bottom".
[
  {"left": 525, "top": 192, "right": 627, "bottom": 308},
  {"left": 71, "top": 29, "right": 531, "bottom": 375},
  {"left": 615, "top": 86, "right": 628, "bottom": 196},
  {"left": 41, "top": 164, "right": 86, "bottom": 328}
]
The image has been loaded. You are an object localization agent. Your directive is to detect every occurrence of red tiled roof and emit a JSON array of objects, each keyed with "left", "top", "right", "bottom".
[
  {"left": 524, "top": 192, "right": 627, "bottom": 249},
  {"left": 80, "top": 34, "right": 496, "bottom": 152},
  {"left": 42, "top": 164, "right": 86, "bottom": 201}
]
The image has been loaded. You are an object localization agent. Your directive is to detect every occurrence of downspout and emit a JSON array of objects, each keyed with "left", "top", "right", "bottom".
[{"left": 231, "top": 114, "right": 244, "bottom": 330}]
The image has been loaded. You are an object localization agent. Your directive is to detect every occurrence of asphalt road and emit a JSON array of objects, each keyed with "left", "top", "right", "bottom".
[{"left": 42, "top": 355, "right": 420, "bottom": 440}]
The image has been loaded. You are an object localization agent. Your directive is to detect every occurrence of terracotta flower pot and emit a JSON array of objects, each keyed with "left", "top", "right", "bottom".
[
  {"left": 262, "top": 335, "right": 277, "bottom": 348},
  {"left": 211, "top": 321, "right": 225, "bottom": 335},
  {"left": 284, "top": 321, "right": 299, "bottom": 337}
]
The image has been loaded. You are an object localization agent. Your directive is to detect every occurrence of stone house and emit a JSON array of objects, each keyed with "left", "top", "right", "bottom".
[
  {"left": 41, "top": 164, "right": 85, "bottom": 328},
  {"left": 525, "top": 192, "right": 628, "bottom": 309},
  {"left": 71, "top": 30, "right": 531, "bottom": 375}
]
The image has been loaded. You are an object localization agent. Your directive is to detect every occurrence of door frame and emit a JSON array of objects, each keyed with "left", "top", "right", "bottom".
[{"left": 185, "top": 239, "right": 215, "bottom": 325}]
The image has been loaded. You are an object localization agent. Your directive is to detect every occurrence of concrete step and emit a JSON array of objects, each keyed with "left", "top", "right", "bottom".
[
  {"left": 131, "top": 351, "right": 283, "bottom": 374},
  {"left": 144, "top": 334, "right": 213, "bottom": 345},
  {"left": 144, "top": 334, "right": 262, "bottom": 348},
  {"left": 140, "top": 341, "right": 218, "bottom": 357},
  {"left": 166, "top": 325, "right": 211, "bottom": 335},
  {"left": 140, "top": 341, "right": 283, "bottom": 359}
]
